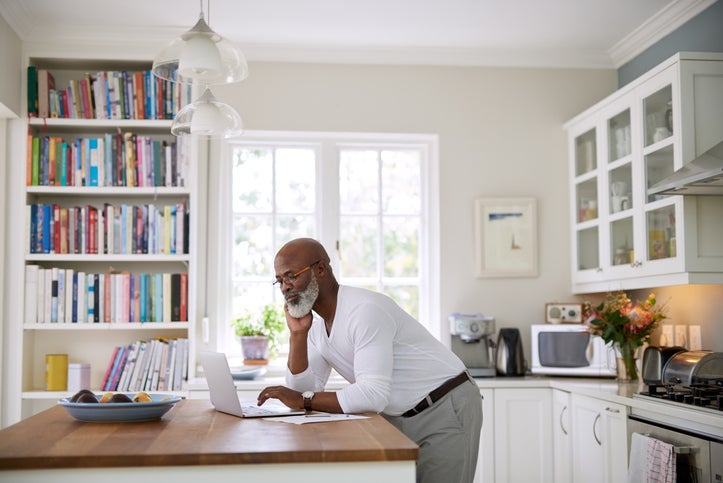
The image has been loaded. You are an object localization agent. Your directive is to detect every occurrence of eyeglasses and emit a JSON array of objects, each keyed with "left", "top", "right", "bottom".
[{"left": 272, "top": 260, "right": 321, "bottom": 287}]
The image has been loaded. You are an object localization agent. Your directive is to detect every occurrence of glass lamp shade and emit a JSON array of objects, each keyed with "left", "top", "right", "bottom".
[
  {"left": 152, "top": 14, "right": 248, "bottom": 85},
  {"left": 171, "top": 88, "right": 242, "bottom": 139}
]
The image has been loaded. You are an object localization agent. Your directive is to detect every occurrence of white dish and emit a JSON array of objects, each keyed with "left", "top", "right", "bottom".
[
  {"left": 58, "top": 393, "right": 183, "bottom": 422},
  {"left": 230, "top": 366, "right": 267, "bottom": 380}
]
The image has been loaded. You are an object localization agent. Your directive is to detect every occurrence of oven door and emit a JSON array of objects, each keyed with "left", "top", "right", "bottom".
[{"left": 627, "top": 415, "right": 711, "bottom": 482}]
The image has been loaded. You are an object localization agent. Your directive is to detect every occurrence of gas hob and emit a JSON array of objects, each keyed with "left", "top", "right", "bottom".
[{"left": 634, "top": 381, "right": 723, "bottom": 417}]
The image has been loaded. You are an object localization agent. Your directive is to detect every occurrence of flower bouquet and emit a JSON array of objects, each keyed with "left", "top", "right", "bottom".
[{"left": 584, "top": 292, "right": 668, "bottom": 381}]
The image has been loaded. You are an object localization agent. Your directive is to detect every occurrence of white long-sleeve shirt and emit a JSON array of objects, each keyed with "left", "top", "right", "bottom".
[{"left": 285, "top": 285, "right": 466, "bottom": 416}]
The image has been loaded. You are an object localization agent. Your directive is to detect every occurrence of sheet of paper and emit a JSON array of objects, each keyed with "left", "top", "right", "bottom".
[{"left": 264, "top": 413, "right": 370, "bottom": 425}]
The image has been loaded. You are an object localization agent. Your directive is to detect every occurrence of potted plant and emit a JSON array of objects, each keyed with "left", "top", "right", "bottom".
[{"left": 231, "top": 304, "right": 286, "bottom": 364}]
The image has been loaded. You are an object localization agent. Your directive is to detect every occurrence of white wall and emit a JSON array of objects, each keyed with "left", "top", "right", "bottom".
[
  {"left": 0, "top": 13, "right": 21, "bottom": 117},
  {"left": 213, "top": 62, "right": 618, "bottom": 359}
]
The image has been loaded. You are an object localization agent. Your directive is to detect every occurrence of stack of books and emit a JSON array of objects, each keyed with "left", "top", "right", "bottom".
[
  {"left": 101, "top": 338, "right": 189, "bottom": 392},
  {"left": 24, "top": 266, "right": 187, "bottom": 324}
]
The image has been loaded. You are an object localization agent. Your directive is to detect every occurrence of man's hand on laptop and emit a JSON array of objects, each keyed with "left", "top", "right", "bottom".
[{"left": 257, "top": 385, "right": 303, "bottom": 410}]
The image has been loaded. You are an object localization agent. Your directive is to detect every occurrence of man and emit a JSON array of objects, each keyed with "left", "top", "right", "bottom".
[{"left": 257, "top": 238, "right": 482, "bottom": 483}]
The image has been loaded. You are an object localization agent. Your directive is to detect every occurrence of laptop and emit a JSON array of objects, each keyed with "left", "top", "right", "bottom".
[{"left": 199, "top": 351, "right": 305, "bottom": 418}]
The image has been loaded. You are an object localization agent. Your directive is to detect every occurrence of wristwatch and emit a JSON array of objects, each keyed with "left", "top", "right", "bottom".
[{"left": 302, "top": 391, "right": 314, "bottom": 411}]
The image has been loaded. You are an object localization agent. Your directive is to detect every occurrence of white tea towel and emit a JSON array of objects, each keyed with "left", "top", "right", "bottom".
[
  {"left": 627, "top": 432, "right": 676, "bottom": 483},
  {"left": 627, "top": 432, "right": 647, "bottom": 483}
]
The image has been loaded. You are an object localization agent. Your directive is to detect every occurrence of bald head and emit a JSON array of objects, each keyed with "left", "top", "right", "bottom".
[{"left": 276, "top": 238, "right": 331, "bottom": 266}]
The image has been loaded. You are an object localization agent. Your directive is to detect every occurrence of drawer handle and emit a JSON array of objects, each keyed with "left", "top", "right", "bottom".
[
  {"left": 593, "top": 413, "right": 601, "bottom": 446},
  {"left": 560, "top": 405, "right": 568, "bottom": 435},
  {"left": 605, "top": 407, "right": 620, "bottom": 414}
]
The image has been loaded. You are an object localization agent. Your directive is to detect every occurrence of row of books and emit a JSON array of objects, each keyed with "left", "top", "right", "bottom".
[
  {"left": 101, "top": 338, "right": 188, "bottom": 392},
  {"left": 24, "top": 266, "right": 188, "bottom": 324},
  {"left": 27, "top": 202, "right": 189, "bottom": 255},
  {"left": 28, "top": 67, "right": 192, "bottom": 120},
  {"left": 25, "top": 133, "right": 189, "bottom": 188}
]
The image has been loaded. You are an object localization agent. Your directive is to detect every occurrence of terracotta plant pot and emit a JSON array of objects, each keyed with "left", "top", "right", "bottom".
[{"left": 240, "top": 336, "right": 269, "bottom": 364}]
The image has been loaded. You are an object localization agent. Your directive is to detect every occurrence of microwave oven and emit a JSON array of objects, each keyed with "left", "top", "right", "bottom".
[{"left": 531, "top": 324, "right": 616, "bottom": 377}]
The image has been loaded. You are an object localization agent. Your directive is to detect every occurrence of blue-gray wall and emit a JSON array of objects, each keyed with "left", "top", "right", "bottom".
[{"left": 618, "top": 0, "right": 723, "bottom": 86}]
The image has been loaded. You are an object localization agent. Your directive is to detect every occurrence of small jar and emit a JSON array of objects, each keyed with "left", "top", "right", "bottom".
[
  {"left": 614, "top": 248, "right": 628, "bottom": 266},
  {"left": 67, "top": 363, "right": 91, "bottom": 392}
]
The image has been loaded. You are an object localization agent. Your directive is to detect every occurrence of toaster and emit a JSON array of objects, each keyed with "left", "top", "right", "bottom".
[
  {"left": 641, "top": 346, "right": 686, "bottom": 385},
  {"left": 661, "top": 350, "right": 723, "bottom": 385}
]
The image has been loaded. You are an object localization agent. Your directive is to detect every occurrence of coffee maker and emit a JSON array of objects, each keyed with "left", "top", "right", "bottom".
[{"left": 449, "top": 313, "right": 496, "bottom": 377}]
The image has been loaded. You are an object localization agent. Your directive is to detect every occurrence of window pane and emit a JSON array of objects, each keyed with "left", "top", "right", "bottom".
[
  {"left": 383, "top": 217, "right": 419, "bottom": 277},
  {"left": 339, "top": 215, "right": 378, "bottom": 277},
  {"left": 231, "top": 283, "right": 276, "bottom": 321},
  {"left": 276, "top": 148, "right": 316, "bottom": 213},
  {"left": 277, "top": 215, "right": 315, "bottom": 245},
  {"left": 382, "top": 150, "right": 421, "bottom": 214},
  {"left": 233, "top": 148, "right": 272, "bottom": 212},
  {"left": 383, "top": 285, "right": 419, "bottom": 320},
  {"left": 340, "top": 150, "right": 379, "bottom": 214},
  {"left": 232, "top": 215, "right": 273, "bottom": 278}
]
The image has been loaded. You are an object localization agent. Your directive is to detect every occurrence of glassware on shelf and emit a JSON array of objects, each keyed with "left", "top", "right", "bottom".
[
  {"left": 575, "top": 129, "right": 596, "bottom": 176},
  {"left": 646, "top": 206, "right": 675, "bottom": 261}
]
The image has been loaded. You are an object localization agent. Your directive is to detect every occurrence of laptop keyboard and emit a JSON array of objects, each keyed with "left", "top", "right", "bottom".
[{"left": 242, "top": 405, "right": 283, "bottom": 417}]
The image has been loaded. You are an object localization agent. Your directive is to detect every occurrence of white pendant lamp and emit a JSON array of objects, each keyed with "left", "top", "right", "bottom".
[
  {"left": 153, "top": 0, "right": 246, "bottom": 138},
  {"left": 152, "top": 7, "right": 248, "bottom": 85},
  {"left": 171, "top": 88, "right": 242, "bottom": 139}
]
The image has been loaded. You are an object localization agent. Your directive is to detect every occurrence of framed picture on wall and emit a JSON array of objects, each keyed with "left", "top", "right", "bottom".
[{"left": 474, "top": 197, "right": 538, "bottom": 278}]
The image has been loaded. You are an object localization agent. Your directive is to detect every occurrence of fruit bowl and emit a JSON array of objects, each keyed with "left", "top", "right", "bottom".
[{"left": 58, "top": 393, "right": 183, "bottom": 422}]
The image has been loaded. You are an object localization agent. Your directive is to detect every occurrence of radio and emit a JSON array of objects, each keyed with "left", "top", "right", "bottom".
[{"left": 545, "top": 303, "right": 583, "bottom": 324}]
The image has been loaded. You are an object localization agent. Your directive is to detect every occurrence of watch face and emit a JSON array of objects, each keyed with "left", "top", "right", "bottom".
[{"left": 302, "top": 391, "right": 314, "bottom": 399}]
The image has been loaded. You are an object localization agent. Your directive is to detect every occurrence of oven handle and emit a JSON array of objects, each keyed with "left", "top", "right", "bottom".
[{"left": 634, "top": 432, "right": 699, "bottom": 454}]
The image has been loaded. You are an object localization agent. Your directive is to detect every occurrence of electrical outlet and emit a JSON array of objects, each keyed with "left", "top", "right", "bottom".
[
  {"left": 659, "top": 325, "right": 674, "bottom": 346},
  {"left": 688, "top": 325, "right": 702, "bottom": 350},
  {"left": 674, "top": 325, "right": 688, "bottom": 348}
]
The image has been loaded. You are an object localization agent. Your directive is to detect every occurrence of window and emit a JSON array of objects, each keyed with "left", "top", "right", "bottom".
[{"left": 217, "top": 132, "right": 439, "bottom": 356}]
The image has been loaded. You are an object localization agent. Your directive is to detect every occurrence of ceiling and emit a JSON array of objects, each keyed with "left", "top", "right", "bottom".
[{"left": 0, "top": 0, "right": 716, "bottom": 69}]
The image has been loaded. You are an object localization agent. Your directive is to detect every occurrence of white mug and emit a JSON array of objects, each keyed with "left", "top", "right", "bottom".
[{"left": 612, "top": 195, "right": 629, "bottom": 212}]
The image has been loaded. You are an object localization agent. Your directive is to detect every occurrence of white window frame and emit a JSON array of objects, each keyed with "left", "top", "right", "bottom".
[{"left": 210, "top": 130, "right": 441, "bottom": 355}]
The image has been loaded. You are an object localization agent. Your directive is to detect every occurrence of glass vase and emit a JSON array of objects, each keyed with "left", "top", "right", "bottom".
[{"left": 615, "top": 341, "right": 639, "bottom": 382}]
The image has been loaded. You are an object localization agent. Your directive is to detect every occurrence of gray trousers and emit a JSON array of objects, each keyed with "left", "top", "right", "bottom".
[{"left": 383, "top": 377, "right": 483, "bottom": 483}]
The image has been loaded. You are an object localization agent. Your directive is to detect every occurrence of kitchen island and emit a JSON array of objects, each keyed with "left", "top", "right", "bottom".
[{"left": 0, "top": 400, "right": 418, "bottom": 483}]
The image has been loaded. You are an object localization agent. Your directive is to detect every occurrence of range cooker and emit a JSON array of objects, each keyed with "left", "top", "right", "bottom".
[{"left": 630, "top": 361, "right": 723, "bottom": 482}]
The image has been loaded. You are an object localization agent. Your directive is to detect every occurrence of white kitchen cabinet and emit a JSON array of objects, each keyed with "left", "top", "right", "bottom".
[
  {"left": 565, "top": 52, "right": 723, "bottom": 293},
  {"left": 474, "top": 388, "right": 494, "bottom": 483},
  {"left": 552, "top": 389, "right": 572, "bottom": 483},
  {"left": 571, "top": 393, "right": 628, "bottom": 483},
  {"left": 493, "top": 388, "right": 553, "bottom": 483}
]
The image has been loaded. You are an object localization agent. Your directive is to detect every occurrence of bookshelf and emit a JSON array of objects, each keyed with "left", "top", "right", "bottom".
[{"left": 8, "top": 57, "right": 199, "bottom": 421}]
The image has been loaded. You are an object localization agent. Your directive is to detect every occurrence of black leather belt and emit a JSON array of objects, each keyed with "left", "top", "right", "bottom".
[{"left": 402, "top": 371, "right": 471, "bottom": 417}]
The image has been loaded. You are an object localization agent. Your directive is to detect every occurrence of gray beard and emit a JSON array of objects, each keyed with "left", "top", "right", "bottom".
[{"left": 286, "top": 272, "right": 319, "bottom": 318}]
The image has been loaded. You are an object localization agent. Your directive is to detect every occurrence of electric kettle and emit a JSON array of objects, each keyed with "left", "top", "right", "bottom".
[{"left": 496, "top": 328, "right": 525, "bottom": 376}]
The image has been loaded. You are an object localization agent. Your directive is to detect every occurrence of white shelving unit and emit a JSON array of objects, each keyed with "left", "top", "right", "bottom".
[
  {"left": 4, "top": 56, "right": 199, "bottom": 423},
  {"left": 564, "top": 52, "right": 723, "bottom": 294}
]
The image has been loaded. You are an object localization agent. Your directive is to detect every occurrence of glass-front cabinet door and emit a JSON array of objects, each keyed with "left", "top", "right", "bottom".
[
  {"left": 571, "top": 125, "right": 600, "bottom": 280},
  {"left": 637, "top": 66, "right": 681, "bottom": 274},
  {"left": 604, "top": 104, "right": 634, "bottom": 270}
]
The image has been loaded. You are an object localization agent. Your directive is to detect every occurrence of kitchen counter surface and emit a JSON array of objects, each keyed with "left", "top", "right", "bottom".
[
  {"left": 194, "top": 373, "right": 723, "bottom": 437},
  {"left": 0, "top": 400, "right": 418, "bottom": 482}
]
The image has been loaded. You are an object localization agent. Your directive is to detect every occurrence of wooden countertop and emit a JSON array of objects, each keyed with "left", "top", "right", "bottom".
[{"left": 0, "top": 400, "right": 418, "bottom": 470}]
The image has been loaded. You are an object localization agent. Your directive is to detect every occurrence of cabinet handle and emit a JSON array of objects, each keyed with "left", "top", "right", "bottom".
[
  {"left": 560, "top": 405, "right": 568, "bottom": 435},
  {"left": 593, "top": 413, "right": 601, "bottom": 446},
  {"left": 605, "top": 407, "right": 620, "bottom": 414}
]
